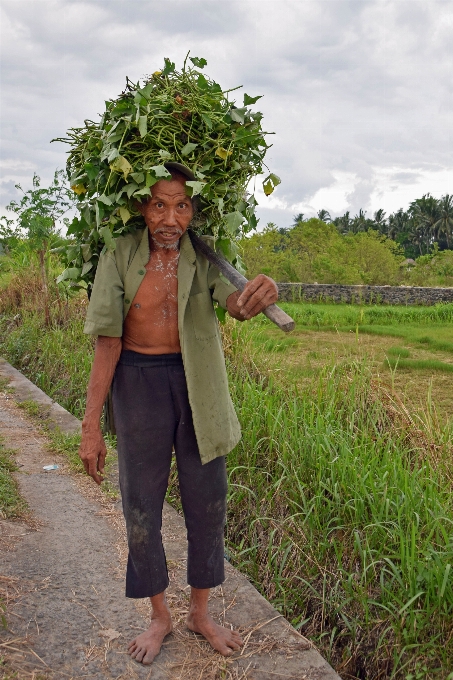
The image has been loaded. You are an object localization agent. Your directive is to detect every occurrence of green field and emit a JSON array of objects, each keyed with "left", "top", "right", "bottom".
[
  {"left": 246, "top": 302, "right": 453, "bottom": 426},
  {"left": 0, "top": 299, "right": 452, "bottom": 678}
]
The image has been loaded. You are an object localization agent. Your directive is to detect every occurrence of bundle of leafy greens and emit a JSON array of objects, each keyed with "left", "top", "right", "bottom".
[{"left": 54, "top": 55, "right": 280, "bottom": 289}]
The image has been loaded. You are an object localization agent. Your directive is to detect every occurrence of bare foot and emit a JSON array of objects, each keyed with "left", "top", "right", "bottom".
[
  {"left": 187, "top": 612, "right": 243, "bottom": 656},
  {"left": 128, "top": 613, "right": 173, "bottom": 665}
]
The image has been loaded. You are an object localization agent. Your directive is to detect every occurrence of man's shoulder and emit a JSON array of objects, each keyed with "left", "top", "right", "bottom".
[
  {"left": 110, "top": 228, "right": 147, "bottom": 268},
  {"left": 114, "top": 228, "right": 146, "bottom": 252}
]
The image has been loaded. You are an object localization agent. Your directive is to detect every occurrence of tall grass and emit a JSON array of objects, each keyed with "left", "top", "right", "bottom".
[
  {"left": 0, "top": 307, "right": 93, "bottom": 419},
  {"left": 222, "top": 322, "right": 453, "bottom": 678}
]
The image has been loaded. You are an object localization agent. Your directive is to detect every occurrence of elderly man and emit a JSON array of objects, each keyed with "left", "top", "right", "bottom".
[{"left": 79, "top": 164, "right": 278, "bottom": 665}]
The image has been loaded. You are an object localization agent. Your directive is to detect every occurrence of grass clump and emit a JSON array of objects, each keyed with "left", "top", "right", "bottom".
[
  {"left": 0, "top": 438, "right": 27, "bottom": 519},
  {"left": 386, "top": 358, "right": 453, "bottom": 373},
  {"left": 386, "top": 346, "right": 411, "bottom": 358}
]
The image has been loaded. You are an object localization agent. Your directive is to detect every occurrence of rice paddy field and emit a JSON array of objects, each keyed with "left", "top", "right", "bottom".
[{"left": 0, "top": 292, "right": 452, "bottom": 679}]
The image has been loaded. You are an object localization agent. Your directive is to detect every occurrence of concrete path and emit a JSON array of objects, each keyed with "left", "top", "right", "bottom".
[{"left": 0, "top": 358, "right": 340, "bottom": 680}]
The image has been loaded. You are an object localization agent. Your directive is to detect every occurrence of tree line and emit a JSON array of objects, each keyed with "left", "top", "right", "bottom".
[{"left": 292, "top": 193, "right": 452, "bottom": 258}]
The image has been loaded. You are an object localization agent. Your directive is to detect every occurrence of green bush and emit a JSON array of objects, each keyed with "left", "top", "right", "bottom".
[{"left": 241, "top": 220, "right": 404, "bottom": 284}]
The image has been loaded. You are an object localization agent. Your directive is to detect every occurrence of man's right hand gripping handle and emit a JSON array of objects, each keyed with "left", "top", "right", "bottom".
[{"left": 79, "top": 336, "right": 122, "bottom": 485}]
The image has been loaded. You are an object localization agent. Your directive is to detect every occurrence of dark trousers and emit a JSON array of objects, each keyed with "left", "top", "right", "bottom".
[{"left": 112, "top": 350, "right": 227, "bottom": 598}]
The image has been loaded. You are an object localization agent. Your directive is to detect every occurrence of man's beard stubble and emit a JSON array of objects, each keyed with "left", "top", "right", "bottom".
[{"left": 152, "top": 227, "right": 183, "bottom": 250}]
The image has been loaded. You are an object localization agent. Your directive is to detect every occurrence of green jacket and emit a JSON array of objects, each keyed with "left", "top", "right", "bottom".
[{"left": 84, "top": 228, "right": 241, "bottom": 464}]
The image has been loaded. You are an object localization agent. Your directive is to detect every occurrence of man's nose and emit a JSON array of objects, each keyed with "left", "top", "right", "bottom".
[{"left": 164, "top": 207, "right": 178, "bottom": 226}]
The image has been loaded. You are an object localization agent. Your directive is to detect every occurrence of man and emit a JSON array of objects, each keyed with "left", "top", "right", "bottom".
[{"left": 79, "top": 164, "right": 278, "bottom": 665}]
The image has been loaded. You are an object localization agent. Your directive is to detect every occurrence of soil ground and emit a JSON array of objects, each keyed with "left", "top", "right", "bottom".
[{"left": 0, "top": 370, "right": 339, "bottom": 680}]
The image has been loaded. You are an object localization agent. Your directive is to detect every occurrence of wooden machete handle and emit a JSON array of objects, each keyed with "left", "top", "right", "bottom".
[{"left": 188, "top": 230, "right": 295, "bottom": 333}]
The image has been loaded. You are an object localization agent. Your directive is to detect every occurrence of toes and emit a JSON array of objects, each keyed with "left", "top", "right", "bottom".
[
  {"left": 131, "top": 646, "right": 145, "bottom": 662},
  {"left": 220, "top": 646, "right": 234, "bottom": 656},
  {"left": 227, "top": 641, "right": 242, "bottom": 651},
  {"left": 142, "top": 650, "right": 157, "bottom": 665}
]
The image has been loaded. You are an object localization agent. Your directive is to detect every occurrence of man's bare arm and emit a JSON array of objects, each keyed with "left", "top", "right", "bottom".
[
  {"left": 79, "top": 336, "right": 122, "bottom": 484},
  {"left": 226, "top": 274, "right": 278, "bottom": 321}
]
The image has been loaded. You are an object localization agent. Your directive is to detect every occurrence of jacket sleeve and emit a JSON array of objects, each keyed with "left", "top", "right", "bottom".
[
  {"left": 208, "top": 264, "right": 238, "bottom": 309},
  {"left": 83, "top": 251, "right": 124, "bottom": 337}
]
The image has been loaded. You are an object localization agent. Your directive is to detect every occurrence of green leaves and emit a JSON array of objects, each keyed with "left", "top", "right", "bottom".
[
  {"left": 99, "top": 225, "right": 116, "bottom": 249},
  {"left": 230, "top": 107, "right": 247, "bottom": 124},
  {"left": 263, "top": 173, "right": 282, "bottom": 196},
  {"left": 244, "top": 93, "right": 262, "bottom": 105},
  {"left": 56, "top": 267, "right": 82, "bottom": 284},
  {"left": 57, "top": 54, "right": 280, "bottom": 284},
  {"left": 190, "top": 57, "right": 207, "bottom": 69},
  {"left": 224, "top": 211, "right": 245, "bottom": 236},
  {"left": 148, "top": 164, "right": 171, "bottom": 178},
  {"left": 110, "top": 155, "right": 132, "bottom": 179},
  {"left": 119, "top": 207, "right": 131, "bottom": 225},
  {"left": 162, "top": 58, "right": 175, "bottom": 76},
  {"left": 197, "top": 74, "right": 210, "bottom": 91},
  {"left": 138, "top": 115, "right": 147, "bottom": 138},
  {"left": 97, "top": 194, "right": 113, "bottom": 206},
  {"left": 185, "top": 181, "right": 205, "bottom": 197},
  {"left": 216, "top": 147, "right": 231, "bottom": 160},
  {"left": 181, "top": 142, "right": 198, "bottom": 156}
]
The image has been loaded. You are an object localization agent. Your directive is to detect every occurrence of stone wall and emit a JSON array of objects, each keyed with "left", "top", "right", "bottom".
[{"left": 277, "top": 283, "right": 453, "bottom": 306}]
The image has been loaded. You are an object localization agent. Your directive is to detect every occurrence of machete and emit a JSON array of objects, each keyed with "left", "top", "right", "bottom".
[{"left": 188, "top": 229, "right": 295, "bottom": 333}]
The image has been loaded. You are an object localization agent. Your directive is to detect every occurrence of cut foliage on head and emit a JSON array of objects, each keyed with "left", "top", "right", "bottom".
[{"left": 53, "top": 54, "right": 280, "bottom": 289}]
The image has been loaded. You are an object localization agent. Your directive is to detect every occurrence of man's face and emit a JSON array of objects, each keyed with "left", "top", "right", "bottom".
[{"left": 139, "top": 177, "right": 193, "bottom": 247}]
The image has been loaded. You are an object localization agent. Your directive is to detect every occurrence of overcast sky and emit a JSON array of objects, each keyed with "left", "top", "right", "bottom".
[{"left": 1, "top": 0, "right": 452, "bottom": 228}]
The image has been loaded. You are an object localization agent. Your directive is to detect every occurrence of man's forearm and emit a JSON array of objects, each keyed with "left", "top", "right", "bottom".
[{"left": 82, "top": 336, "right": 122, "bottom": 431}]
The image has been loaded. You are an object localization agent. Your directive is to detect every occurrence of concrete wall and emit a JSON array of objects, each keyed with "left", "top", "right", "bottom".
[{"left": 277, "top": 283, "right": 453, "bottom": 306}]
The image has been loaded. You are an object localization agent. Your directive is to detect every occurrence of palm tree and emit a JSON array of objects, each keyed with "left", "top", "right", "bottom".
[
  {"left": 387, "top": 208, "right": 408, "bottom": 241},
  {"left": 333, "top": 211, "right": 351, "bottom": 233},
  {"left": 409, "top": 194, "right": 441, "bottom": 252},
  {"left": 373, "top": 209, "right": 387, "bottom": 233},
  {"left": 433, "top": 194, "right": 453, "bottom": 249},
  {"left": 351, "top": 209, "right": 368, "bottom": 233},
  {"left": 292, "top": 213, "right": 304, "bottom": 226},
  {"left": 317, "top": 209, "right": 331, "bottom": 223}
]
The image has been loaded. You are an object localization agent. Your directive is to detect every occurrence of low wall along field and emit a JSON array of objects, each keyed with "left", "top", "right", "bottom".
[{"left": 277, "top": 283, "right": 453, "bottom": 305}]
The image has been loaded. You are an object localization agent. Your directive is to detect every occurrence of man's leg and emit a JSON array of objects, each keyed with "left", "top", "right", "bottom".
[
  {"left": 170, "top": 363, "right": 243, "bottom": 655},
  {"left": 112, "top": 353, "right": 179, "bottom": 663}
]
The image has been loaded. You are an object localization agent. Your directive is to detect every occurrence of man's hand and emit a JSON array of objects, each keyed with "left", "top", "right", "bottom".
[
  {"left": 79, "top": 335, "right": 121, "bottom": 485},
  {"left": 226, "top": 274, "right": 278, "bottom": 321},
  {"left": 78, "top": 426, "right": 107, "bottom": 485}
]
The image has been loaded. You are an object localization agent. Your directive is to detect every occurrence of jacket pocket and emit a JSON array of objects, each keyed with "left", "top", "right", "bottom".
[{"left": 189, "top": 291, "right": 218, "bottom": 341}]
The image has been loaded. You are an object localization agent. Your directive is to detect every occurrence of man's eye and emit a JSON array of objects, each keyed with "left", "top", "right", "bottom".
[
  {"left": 178, "top": 203, "right": 188, "bottom": 209},
  {"left": 156, "top": 202, "right": 164, "bottom": 208}
]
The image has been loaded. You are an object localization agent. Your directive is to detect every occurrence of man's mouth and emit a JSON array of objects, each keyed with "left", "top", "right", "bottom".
[{"left": 154, "top": 228, "right": 183, "bottom": 239}]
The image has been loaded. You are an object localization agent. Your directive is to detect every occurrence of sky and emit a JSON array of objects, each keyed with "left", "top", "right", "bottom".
[{"left": 0, "top": 0, "right": 452, "bottom": 229}]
